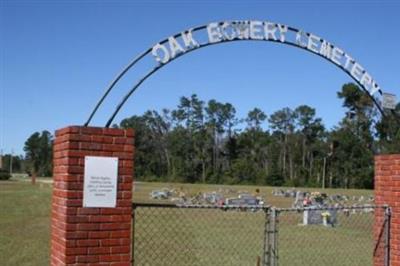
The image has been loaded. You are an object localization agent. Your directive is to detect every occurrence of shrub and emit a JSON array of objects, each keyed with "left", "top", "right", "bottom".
[{"left": 0, "top": 169, "right": 11, "bottom": 180}]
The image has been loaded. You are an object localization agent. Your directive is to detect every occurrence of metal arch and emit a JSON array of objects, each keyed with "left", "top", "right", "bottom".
[
  {"left": 83, "top": 21, "right": 391, "bottom": 127},
  {"left": 104, "top": 38, "right": 386, "bottom": 128},
  {"left": 83, "top": 48, "right": 151, "bottom": 127}
]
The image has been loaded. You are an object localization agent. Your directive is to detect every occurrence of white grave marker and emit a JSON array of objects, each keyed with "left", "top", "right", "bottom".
[{"left": 83, "top": 156, "right": 118, "bottom": 208}]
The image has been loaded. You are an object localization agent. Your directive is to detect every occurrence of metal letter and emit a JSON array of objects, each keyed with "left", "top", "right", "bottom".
[
  {"left": 369, "top": 81, "right": 381, "bottom": 96},
  {"left": 168, "top": 36, "right": 185, "bottom": 59},
  {"left": 319, "top": 40, "right": 332, "bottom": 59},
  {"left": 307, "top": 33, "right": 320, "bottom": 53},
  {"left": 330, "top": 46, "right": 344, "bottom": 66},
  {"left": 343, "top": 53, "right": 354, "bottom": 70},
  {"left": 221, "top": 22, "right": 236, "bottom": 40},
  {"left": 360, "top": 72, "right": 372, "bottom": 88},
  {"left": 207, "top": 22, "right": 222, "bottom": 43},
  {"left": 277, "top": 24, "right": 288, "bottom": 42},
  {"left": 152, "top": 43, "right": 170, "bottom": 64},
  {"left": 350, "top": 62, "right": 364, "bottom": 82},
  {"left": 250, "top": 21, "right": 264, "bottom": 40},
  {"left": 264, "top": 22, "right": 277, "bottom": 41},
  {"left": 296, "top": 30, "right": 307, "bottom": 47},
  {"left": 181, "top": 29, "right": 200, "bottom": 49},
  {"left": 236, "top": 21, "right": 250, "bottom": 40}
]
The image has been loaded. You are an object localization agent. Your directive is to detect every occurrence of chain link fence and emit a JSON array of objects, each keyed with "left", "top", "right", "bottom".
[
  {"left": 131, "top": 203, "right": 390, "bottom": 266},
  {"left": 132, "top": 203, "right": 268, "bottom": 266}
]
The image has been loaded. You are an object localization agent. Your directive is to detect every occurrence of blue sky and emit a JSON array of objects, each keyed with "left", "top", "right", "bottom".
[{"left": 1, "top": 0, "right": 400, "bottom": 155}]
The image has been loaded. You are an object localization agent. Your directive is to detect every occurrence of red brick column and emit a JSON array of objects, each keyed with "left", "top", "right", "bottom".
[
  {"left": 51, "top": 126, "right": 134, "bottom": 265},
  {"left": 375, "top": 154, "right": 400, "bottom": 266}
]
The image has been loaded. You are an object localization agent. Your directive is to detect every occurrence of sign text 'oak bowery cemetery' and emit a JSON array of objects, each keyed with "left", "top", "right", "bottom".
[{"left": 151, "top": 20, "right": 381, "bottom": 98}]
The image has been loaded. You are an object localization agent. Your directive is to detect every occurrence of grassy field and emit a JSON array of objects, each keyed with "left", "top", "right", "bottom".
[
  {"left": 0, "top": 181, "right": 52, "bottom": 266},
  {"left": 0, "top": 179, "right": 375, "bottom": 265},
  {"left": 277, "top": 211, "right": 376, "bottom": 266}
]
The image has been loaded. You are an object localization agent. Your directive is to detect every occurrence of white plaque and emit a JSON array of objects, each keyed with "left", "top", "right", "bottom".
[
  {"left": 382, "top": 93, "right": 397, "bottom": 110},
  {"left": 83, "top": 156, "right": 118, "bottom": 208}
]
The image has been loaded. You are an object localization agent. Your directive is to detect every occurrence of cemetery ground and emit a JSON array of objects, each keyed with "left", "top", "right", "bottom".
[{"left": 0, "top": 178, "right": 375, "bottom": 265}]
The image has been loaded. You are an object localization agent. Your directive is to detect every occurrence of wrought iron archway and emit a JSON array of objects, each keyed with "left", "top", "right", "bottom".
[{"left": 84, "top": 20, "right": 396, "bottom": 127}]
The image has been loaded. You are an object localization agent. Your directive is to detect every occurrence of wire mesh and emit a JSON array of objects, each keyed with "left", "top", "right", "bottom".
[
  {"left": 274, "top": 206, "right": 388, "bottom": 266},
  {"left": 132, "top": 204, "right": 267, "bottom": 266},
  {"left": 132, "top": 204, "right": 388, "bottom": 266}
]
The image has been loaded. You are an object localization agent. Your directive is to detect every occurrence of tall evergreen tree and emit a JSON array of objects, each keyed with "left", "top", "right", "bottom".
[{"left": 24, "top": 130, "right": 53, "bottom": 177}]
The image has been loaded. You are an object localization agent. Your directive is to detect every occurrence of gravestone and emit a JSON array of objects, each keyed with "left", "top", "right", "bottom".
[
  {"left": 303, "top": 208, "right": 337, "bottom": 226},
  {"left": 303, "top": 208, "right": 322, "bottom": 225}
]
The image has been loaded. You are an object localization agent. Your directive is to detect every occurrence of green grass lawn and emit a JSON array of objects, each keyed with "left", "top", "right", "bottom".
[
  {"left": 277, "top": 211, "right": 375, "bottom": 266},
  {"left": 0, "top": 180, "right": 375, "bottom": 266},
  {"left": 0, "top": 181, "right": 52, "bottom": 266}
]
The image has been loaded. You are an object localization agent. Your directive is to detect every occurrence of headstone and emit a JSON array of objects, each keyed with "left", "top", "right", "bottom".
[
  {"left": 293, "top": 191, "right": 304, "bottom": 208},
  {"left": 303, "top": 208, "right": 322, "bottom": 225},
  {"left": 303, "top": 207, "right": 337, "bottom": 226}
]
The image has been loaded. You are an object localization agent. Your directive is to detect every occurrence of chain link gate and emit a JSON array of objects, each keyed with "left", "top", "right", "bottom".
[
  {"left": 131, "top": 204, "right": 390, "bottom": 266},
  {"left": 265, "top": 205, "right": 391, "bottom": 266}
]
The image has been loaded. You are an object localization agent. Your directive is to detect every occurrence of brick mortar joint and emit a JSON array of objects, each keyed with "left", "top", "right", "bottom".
[
  {"left": 375, "top": 154, "right": 400, "bottom": 160},
  {"left": 55, "top": 126, "right": 134, "bottom": 137}
]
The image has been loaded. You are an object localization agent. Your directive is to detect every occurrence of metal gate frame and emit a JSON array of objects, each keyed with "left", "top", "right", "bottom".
[{"left": 265, "top": 205, "right": 391, "bottom": 266}]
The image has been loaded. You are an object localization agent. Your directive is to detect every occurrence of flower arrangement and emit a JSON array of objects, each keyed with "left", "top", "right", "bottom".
[
  {"left": 321, "top": 211, "right": 331, "bottom": 218},
  {"left": 310, "top": 191, "right": 327, "bottom": 204},
  {"left": 321, "top": 211, "right": 331, "bottom": 226}
]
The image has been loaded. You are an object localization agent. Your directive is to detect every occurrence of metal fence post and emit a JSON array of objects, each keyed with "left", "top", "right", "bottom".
[
  {"left": 131, "top": 204, "right": 137, "bottom": 265},
  {"left": 384, "top": 207, "right": 391, "bottom": 266},
  {"left": 263, "top": 209, "right": 268, "bottom": 266},
  {"left": 263, "top": 209, "right": 270, "bottom": 266},
  {"left": 269, "top": 208, "right": 278, "bottom": 266},
  {"left": 274, "top": 209, "right": 279, "bottom": 266}
]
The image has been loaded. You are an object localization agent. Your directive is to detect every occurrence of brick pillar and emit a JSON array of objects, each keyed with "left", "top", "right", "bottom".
[
  {"left": 374, "top": 154, "right": 400, "bottom": 266},
  {"left": 51, "top": 126, "right": 134, "bottom": 265}
]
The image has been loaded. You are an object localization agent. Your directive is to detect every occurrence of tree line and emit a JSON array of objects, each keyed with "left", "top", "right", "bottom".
[
  {"left": 13, "top": 83, "right": 399, "bottom": 189},
  {"left": 1, "top": 131, "right": 53, "bottom": 178},
  {"left": 117, "top": 83, "right": 399, "bottom": 189}
]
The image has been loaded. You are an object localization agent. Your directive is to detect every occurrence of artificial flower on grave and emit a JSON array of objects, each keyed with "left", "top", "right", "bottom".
[
  {"left": 321, "top": 211, "right": 331, "bottom": 218},
  {"left": 310, "top": 191, "right": 325, "bottom": 204}
]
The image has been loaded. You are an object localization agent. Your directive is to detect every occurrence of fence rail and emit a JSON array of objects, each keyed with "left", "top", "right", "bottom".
[{"left": 131, "top": 203, "right": 390, "bottom": 266}]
